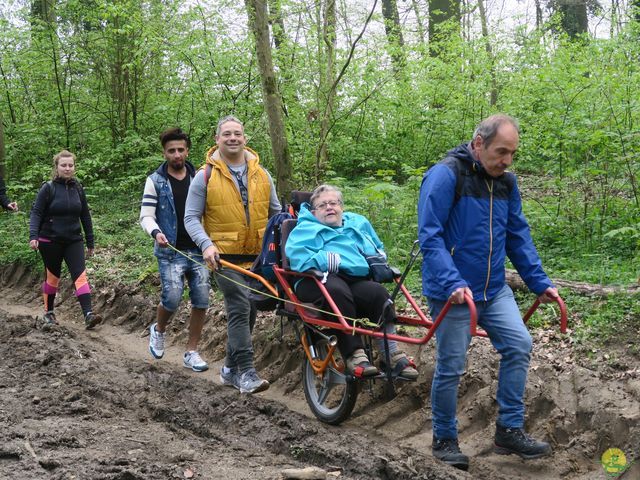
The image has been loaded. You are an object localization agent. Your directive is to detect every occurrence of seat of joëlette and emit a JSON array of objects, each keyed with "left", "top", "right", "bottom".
[
  {"left": 280, "top": 190, "right": 312, "bottom": 271},
  {"left": 278, "top": 191, "right": 323, "bottom": 317}
]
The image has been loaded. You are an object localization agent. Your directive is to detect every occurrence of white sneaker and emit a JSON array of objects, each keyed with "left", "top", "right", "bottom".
[
  {"left": 183, "top": 351, "right": 209, "bottom": 372},
  {"left": 148, "top": 323, "right": 165, "bottom": 359},
  {"left": 220, "top": 366, "right": 239, "bottom": 389}
]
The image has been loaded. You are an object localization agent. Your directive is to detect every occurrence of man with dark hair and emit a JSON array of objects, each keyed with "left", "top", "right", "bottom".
[
  {"left": 419, "top": 114, "right": 558, "bottom": 470},
  {"left": 185, "top": 115, "right": 281, "bottom": 394},
  {"left": 140, "top": 127, "right": 210, "bottom": 372},
  {"left": 0, "top": 176, "right": 18, "bottom": 212}
]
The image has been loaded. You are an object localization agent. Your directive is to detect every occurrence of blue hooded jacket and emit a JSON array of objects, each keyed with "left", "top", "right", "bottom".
[
  {"left": 285, "top": 203, "right": 386, "bottom": 278},
  {"left": 418, "top": 143, "right": 553, "bottom": 301}
]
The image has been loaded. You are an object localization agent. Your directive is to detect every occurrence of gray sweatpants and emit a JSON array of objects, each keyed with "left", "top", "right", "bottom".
[{"left": 213, "top": 268, "right": 257, "bottom": 373}]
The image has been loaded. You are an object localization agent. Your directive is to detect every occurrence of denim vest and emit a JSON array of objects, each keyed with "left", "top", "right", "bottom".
[{"left": 150, "top": 171, "right": 180, "bottom": 259}]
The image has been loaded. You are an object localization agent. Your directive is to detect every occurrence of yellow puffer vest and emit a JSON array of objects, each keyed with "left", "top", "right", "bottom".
[{"left": 201, "top": 146, "right": 271, "bottom": 262}]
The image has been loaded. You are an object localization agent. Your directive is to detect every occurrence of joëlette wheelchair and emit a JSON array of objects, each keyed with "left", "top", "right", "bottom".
[{"left": 221, "top": 191, "right": 567, "bottom": 425}]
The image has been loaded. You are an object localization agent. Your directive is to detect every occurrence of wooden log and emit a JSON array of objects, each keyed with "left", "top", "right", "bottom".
[{"left": 505, "top": 269, "right": 640, "bottom": 297}]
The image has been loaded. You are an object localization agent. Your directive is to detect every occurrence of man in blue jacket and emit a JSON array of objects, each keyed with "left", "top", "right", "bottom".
[
  {"left": 140, "top": 128, "right": 210, "bottom": 372},
  {"left": 418, "top": 114, "right": 558, "bottom": 470}
]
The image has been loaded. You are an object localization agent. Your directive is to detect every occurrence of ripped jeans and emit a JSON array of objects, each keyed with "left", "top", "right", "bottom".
[{"left": 158, "top": 248, "right": 210, "bottom": 311}]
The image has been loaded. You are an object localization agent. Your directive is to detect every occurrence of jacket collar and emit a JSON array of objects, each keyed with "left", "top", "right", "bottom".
[
  {"left": 205, "top": 146, "right": 259, "bottom": 170},
  {"left": 448, "top": 142, "right": 495, "bottom": 178},
  {"left": 155, "top": 160, "right": 196, "bottom": 179}
]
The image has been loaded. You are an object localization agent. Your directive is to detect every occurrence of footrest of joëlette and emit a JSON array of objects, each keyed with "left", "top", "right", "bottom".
[{"left": 342, "top": 371, "right": 417, "bottom": 383}]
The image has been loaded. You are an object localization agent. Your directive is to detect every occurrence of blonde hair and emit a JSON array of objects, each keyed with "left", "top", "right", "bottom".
[{"left": 52, "top": 149, "right": 76, "bottom": 180}]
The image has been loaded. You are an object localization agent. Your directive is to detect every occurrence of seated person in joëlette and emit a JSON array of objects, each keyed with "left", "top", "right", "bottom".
[{"left": 285, "top": 184, "right": 418, "bottom": 380}]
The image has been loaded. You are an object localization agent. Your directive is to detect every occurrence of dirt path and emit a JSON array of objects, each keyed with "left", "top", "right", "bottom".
[{"left": 1, "top": 264, "right": 639, "bottom": 479}]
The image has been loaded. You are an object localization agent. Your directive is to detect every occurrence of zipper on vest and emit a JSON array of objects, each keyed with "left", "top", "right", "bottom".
[{"left": 483, "top": 179, "right": 494, "bottom": 301}]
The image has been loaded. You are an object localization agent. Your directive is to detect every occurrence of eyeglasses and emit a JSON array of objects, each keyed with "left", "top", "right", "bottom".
[{"left": 313, "top": 200, "right": 342, "bottom": 210}]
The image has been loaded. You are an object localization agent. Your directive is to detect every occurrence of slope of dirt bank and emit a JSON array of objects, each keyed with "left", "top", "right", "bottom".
[{"left": 1, "top": 263, "right": 639, "bottom": 479}]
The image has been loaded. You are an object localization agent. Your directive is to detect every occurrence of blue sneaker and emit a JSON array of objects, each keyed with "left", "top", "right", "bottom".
[
  {"left": 219, "top": 366, "right": 239, "bottom": 389},
  {"left": 183, "top": 351, "right": 209, "bottom": 372},
  {"left": 238, "top": 368, "right": 269, "bottom": 394},
  {"left": 148, "top": 323, "right": 165, "bottom": 359}
]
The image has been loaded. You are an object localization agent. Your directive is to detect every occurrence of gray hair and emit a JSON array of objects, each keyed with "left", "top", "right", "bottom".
[
  {"left": 310, "top": 184, "right": 343, "bottom": 210},
  {"left": 472, "top": 114, "right": 520, "bottom": 146},
  {"left": 216, "top": 115, "right": 244, "bottom": 136}
]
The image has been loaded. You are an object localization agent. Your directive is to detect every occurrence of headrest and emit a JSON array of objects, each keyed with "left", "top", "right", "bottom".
[{"left": 290, "top": 191, "right": 312, "bottom": 215}]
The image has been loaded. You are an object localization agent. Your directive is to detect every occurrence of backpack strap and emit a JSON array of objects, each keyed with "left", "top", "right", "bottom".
[
  {"left": 202, "top": 164, "right": 213, "bottom": 213},
  {"left": 41, "top": 180, "right": 55, "bottom": 209},
  {"left": 75, "top": 182, "right": 87, "bottom": 204},
  {"left": 204, "top": 164, "right": 213, "bottom": 189},
  {"left": 47, "top": 180, "right": 55, "bottom": 201}
]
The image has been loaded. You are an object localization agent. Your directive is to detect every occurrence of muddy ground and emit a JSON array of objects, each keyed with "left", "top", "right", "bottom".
[{"left": 0, "top": 263, "right": 638, "bottom": 480}]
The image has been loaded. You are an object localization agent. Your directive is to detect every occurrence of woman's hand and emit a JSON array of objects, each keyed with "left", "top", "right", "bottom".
[
  {"left": 29, "top": 239, "right": 39, "bottom": 250},
  {"left": 87, "top": 248, "right": 94, "bottom": 257}
]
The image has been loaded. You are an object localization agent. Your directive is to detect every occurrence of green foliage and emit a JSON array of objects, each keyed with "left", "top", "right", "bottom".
[
  {"left": 562, "top": 291, "right": 640, "bottom": 343},
  {"left": 1, "top": 0, "right": 639, "bottom": 347}
]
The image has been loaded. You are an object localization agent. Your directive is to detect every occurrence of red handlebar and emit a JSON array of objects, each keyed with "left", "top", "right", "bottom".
[
  {"left": 435, "top": 294, "right": 567, "bottom": 338},
  {"left": 523, "top": 295, "right": 568, "bottom": 334}
]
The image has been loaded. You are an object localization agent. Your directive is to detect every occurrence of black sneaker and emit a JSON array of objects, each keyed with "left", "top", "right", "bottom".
[
  {"left": 432, "top": 437, "right": 469, "bottom": 471},
  {"left": 494, "top": 425, "right": 552, "bottom": 459}
]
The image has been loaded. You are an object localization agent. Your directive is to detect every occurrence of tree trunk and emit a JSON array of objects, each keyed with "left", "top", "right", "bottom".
[
  {"left": 410, "top": 0, "right": 427, "bottom": 44},
  {"left": 477, "top": 0, "right": 497, "bottom": 106},
  {"left": 381, "top": 0, "right": 406, "bottom": 73},
  {"left": 245, "top": 0, "right": 292, "bottom": 198},
  {"left": 315, "top": 0, "right": 337, "bottom": 182},
  {"left": 30, "top": 0, "right": 56, "bottom": 26},
  {"left": 0, "top": 110, "right": 5, "bottom": 179},
  {"left": 0, "top": 63, "right": 16, "bottom": 124},
  {"left": 631, "top": 0, "right": 640, "bottom": 23},
  {"left": 267, "top": 0, "right": 296, "bottom": 109},
  {"left": 554, "top": 0, "right": 589, "bottom": 39},
  {"left": 506, "top": 269, "right": 640, "bottom": 297},
  {"left": 535, "top": 0, "right": 544, "bottom": 30},
  {"left": 428, "top": 0, "right": 461, "bottom": 56}
]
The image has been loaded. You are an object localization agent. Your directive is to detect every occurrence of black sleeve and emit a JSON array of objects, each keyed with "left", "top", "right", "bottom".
[
  {"left": 29, "top": 184, "right": 50, "bottom": 240},
  {"left": 78, "top": 185, "right": 94, "bottom": 249},
  {"left": 0, "top": 177, "right": 11, "bottom": 209}
]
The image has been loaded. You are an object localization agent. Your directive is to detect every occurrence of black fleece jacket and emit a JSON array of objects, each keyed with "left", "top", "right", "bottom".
[{"left": 29, "top": 178, "right": 94, "bottom": 248}]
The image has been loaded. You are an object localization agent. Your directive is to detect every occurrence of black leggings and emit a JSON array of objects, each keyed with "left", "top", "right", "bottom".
[
  {"left": 295, "top": 274, "right": 396, "bottom": 358},
  {"left": 39, "top": 239, "right": 92, "bottom": 316}
]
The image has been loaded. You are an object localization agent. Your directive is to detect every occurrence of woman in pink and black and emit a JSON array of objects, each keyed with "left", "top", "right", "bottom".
[{"left": 29, "top": 150, "right": 100, "bottom": 329}]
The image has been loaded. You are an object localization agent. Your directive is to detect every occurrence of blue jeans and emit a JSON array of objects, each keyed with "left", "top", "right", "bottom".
[
  {"left": 158, "top": 248, "right": 210, "bottom": 311},
  {"left": 428, "top": 285, "right": 532, "bottom": 439}
]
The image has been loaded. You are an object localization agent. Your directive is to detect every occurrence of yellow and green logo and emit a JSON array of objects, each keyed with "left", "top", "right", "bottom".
[{"left": 601, "top": 448, "right": 627, "bottom": 476}]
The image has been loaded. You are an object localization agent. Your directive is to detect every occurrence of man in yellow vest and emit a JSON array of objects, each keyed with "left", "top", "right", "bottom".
[{"left": 185, "top": 115, "right": 281, "bottom": 394}]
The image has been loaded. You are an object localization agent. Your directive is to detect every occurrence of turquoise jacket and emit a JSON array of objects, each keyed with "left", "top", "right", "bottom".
[{"left": 285, "top": 203, "right": 386, "bottom": 277}]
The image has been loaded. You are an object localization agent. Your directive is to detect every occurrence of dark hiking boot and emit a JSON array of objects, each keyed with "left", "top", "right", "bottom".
[
  {"left": 84, "top": 312, "right": 101, "bottom": 330},
  {"left": 432, "top": 437, "right": 469, "bottom": 471},
  {"left": 494, "top": 425, "right": 552, "bottom": 459}
]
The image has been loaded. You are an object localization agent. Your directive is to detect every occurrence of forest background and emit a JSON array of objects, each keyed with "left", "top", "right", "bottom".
[{"left": 0, "top": 0, "right": 638, "bottom": 344}]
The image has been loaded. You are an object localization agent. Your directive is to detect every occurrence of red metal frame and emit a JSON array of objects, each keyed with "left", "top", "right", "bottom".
[
  {"left": 272, "top": 266, "right": 567, "bottom": 342},
  {"left": 272, "top": 266, "right": 478, "bottom": 345}
]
